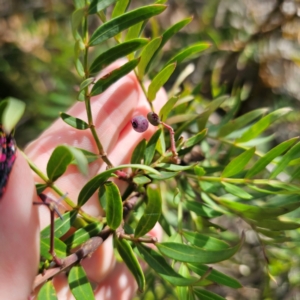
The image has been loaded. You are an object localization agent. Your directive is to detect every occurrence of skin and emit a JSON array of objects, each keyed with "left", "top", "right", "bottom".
[{"left": 0, "top": 62, "right": 166, "bottom": 299}]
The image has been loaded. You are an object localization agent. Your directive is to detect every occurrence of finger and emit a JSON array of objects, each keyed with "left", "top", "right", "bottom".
[{"left": 0, "top": 153, "right": 39, "bottom": 299}]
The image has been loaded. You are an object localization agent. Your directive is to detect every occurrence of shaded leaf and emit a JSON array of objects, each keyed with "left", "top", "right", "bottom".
[
  {"left": 89, "top": 39, "right": 147, "bottom": 74},
  {"left": 71, "top": 7, "right": 85, "bottom": 38},
  {"left": 37, "top": 281, "right": 58, "bottom": 300},
  {"left": 149, "top": 171, "right": 178, "bottom": 180},
  {"left": 68, "top": 266, "right": 95, "bottom": 300},
  {"left": 188, "top": 264, "right": 242, "bottom": 288},
  {"left": 222, "top": 147, "right": 255, "bottom": 178},
  {"left": 156, "top": 233, "right": 244, "bottom": 263},
  {"left": 91, "top": 59, "right": 139, "bottom": 96},
  {"left": 76, "top": 148, "right": 99, "bottom": 163},
  {"left": 89, "top": 5, "right": 166, "bottom": 46},
  {"left": 135, "top": 184, "right": 162, "bottom": 238},
  {"left": 103, "top": 182, "right": 122, "bottom": 230},
  {"left": 194, "top": 289, "right": 226, "bottom": 300},
  {"left": 183, "top": 201, "right": 222, "bottom": 218},
  {"left": 253, "top": 218, "right": 300, "bottom": 230},
  {"left": 156, "top": 163, "right": 194, "bottom": 171},
  {"left": 115, "top": 238, "right": 145, "bottom": 292},
  {"left": 148, "top": 63, "right": 176, "bottom": 101},
  {"left": 184, "top": 128, "right": 207, "bottom": 148},
  {"left": 137, "top": 244, "right": 198, "bottom": 286},
  {"left": 88, "top": 0, "right": 118, "bottom": 14},
  {"left": 79, "top": 78, "right": 95, "bottom": 91},
  {"left": 236, "top": 108, "right": 292, "bottom": 143},
  {"left": 144, "top": 129, "right": 161, "bottom": 165},
  {"left": 60, "top": 112, "right": 89, "bottom": 130},
  {"left": 133, "top": 175, "right": 151, "bottom": 185},
  {"left": 166, "top": 42, "right": 211, "bottom": 66},
  {"left": 131, "top": 138, "right": 146, "bottom": 164}
]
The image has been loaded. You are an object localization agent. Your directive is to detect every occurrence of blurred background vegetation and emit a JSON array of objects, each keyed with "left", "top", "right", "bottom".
[{"left": 1, "top": 0, "right": 300, "bottom": 299}]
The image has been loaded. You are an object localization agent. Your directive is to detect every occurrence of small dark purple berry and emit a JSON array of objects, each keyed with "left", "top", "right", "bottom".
[
  {"left": 131, "top": 115, "right": 149, "bottom": 133},
  {"left": 147, "top": 112, "right": 161, "bottom": 126}
]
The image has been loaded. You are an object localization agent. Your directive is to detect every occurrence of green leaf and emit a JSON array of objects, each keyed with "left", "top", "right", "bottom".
[
  {"left": 182, "top": 231, "right": 230, "bottom": 250},
  {"left": 236, "top": 108, "right": 292, "bottom": 143},
  {"left": 222, "top": 182, "right": 252, "bottom": 200},
  {"left": 166, "top": 42, "right": 211, "bottom": 66},
  {"left": 159, "top": 96, "right": 178, "bottom": 121},
  {"left": 89, "top": 5, "right": 167, "bottom": 46},
  {"left": 156, "top": 163, "right": 193, "bottom": 172},
  {"left": 103, "top": 182, "right": 123, "bottom": 230},
  {"left": 270, "top": 142, "right": 300, "bottom": 179},
  {"left": 135, "top": 184, "right": 162, "bottom": 238},
  {"left": 68, "top": 146, "right": 89, "bottom": 176},
  {"left": 253, "top": 218, "right": 300, "bottom": 231},
  {"left": 146, "top": 17, "right": 193, "bottom": 73},
  {"left": 183, "top": 201, "right": 222, "bottom": 218},
  {"left": 37, "top": 281, "right": 58, "bottom": 300},
  {"left": 138, "top": 36, "right": 162, "bottom": 79},
  {"left": 91, "top": 59, "right": 139, "bottom": 96},
  {"left": 75, "top": 58, "right": 85, "bottom": 77},
  {"left": 156, "top": 233, "right": 244, "bottom": 263},
  {"left": 137, "top": 244, "right": 198, "bottom": 286},
  {"left": 196, "top": 96, "right": 228, "bottom": 132},
  {"left": 149, "top": 171, "right": 178, "bottom": 180},
  {"left": 131, "top": 138, "right": 147, "bottom": 164},
  {"left": 64, "top": 222, "right": 102, "bottom": 250},
  {"left": 188, "top": 264, "right": 242, "bottom": 288},
  {"left": 194, "top": 166, "right": 206, "bottom": 176},
  {"left": 194, "top": 289, "right": 226, "bottom": 300},
  {"left": 144, "top": 129, "right": 161, "bottom": 165},
  {"left": 41, "top": 211, "right": 77, "bottom": 239},
  {"left": 47, "top": 146, "right": 74, "bottom": 181},
  {"left": 111, "top": 0, "right": 130, "bottom": 18},
  {"left": 246, "top": 137, "right": 299, "bottom": 178},
  {"left": 68, "top": 266, "right": 95, "bottom": 300},
  {"left": 76, "top": 148, "right": 99, "bottom": 163},
  {"left": 115, "top": 238, "right": 145, "bottom": 292},
  {"left": 148, "top": 63, "right": 176, "bottom": 101},
  {"left": 133, "top": 175, "right": 151, "bottom": 185},
  {"left": 2, "top": 97, "right": 25, "bottom": 134},
  {"left": 40, "top": 238, "right": 67, "bottom": 260},
  {"left": 222, "top": 147, "right": 255, "bottom": 178},
  {"left": 218, "top": 108, "right": 269, "bottom": 137},
  {"left": 125, "top": 22, "right": 143, "bottom": 42},
  {"left": 60, "top": 112, "right": 89, "bottom": 130},
  {"left": 78, "top": 164, "right": 159, "bottom": 206},
  {"left": 71, "top": 7, "right": 85, "bottom": 38},
  {"left": 184, "top": 128, "right": 207, "bottom": 148},
  {"left": 89, "top": 39, "right": 148, "bottom": 74},
  {"left": 88, "top": 0, "right": 118, "bottom": 14},
  {"left": 79, "top": 78, "right": 95, "bottom": 91},
  {"left": 177, "top": 264, "right": 192, "bottom": 300}
]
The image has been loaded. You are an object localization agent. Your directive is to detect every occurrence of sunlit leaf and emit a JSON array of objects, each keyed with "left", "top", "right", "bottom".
[
  {"left": 115, "top": 238, "right": 145, "bottom": 292},
  {"left": 246, "top": 137, "right": 299, "bottom": 178},
  {"left": 253, "top": 218, "right": 300, "bottom": 230},
  {"left": 157, "top": 233, "right": 244, "bottom": 263},
  {"left": 148, "top": 63, "right": 176, "bottom": 101},
  {"left": 138, "top": 36, "right": 162, "bottom": 79},
  {"left": 69, "top": 266, "right": 95, "bottom": 300},
  {"left": 2, "top": 97, "right": 25, "bottom": 134},
  {"left": 78, "top": 164, "right": 159, "bottom": 206},
  {"left": 89, "top": 5, "right": 167, "bottom": 46},
  {"left": 60, "top": 112, "right": 89, "bottom": 130},
  {"left": 91, "top": 59, "right": 139, "bottom": 96},
  {"left": 40, "top": 238, "right": 67, "bottom": 260},
  {"left": 188, "top": 264, "right": 242, "bottom": 288},
  {"left": 71, "top": 7, "right": 85, "bottom": 38},
  {"left": 137, "top": 244, "right": 198, "bottom": 286},
  {"left": 270, "top": 142, "right": 300, "bottom": 179},
  {"left": 88, "top": 0, "right": 118, "bottom": 14},
  {"left": 133, "top": 175, "right": 152, "bottom": 185},
  {"left": 79, "top": 78, "right": 95, "bottom": 91},
  {"left": 156, "top": 163, "right": 194, "bottom": 171},
  {"left": 236, "top": 108, "right": 292, "bottom": 143},
  {"left": 135, "top": 184, "right": 162, "bottom": 238},
  {"left": 64, "top": 222, "right": 102, "bottom": 250},
  {"left": 111, "top": 0, "right": 130, "bottom": 18},
  {"left": 222, "top": 182, "right": 252, "bottom": 200},
  {"left": 89, "top": 39, "right": 148, "bottom": 74},
  {"left": 222, "top": 147, "right": 255, "bottom": 178},
  {"left": 166, "top": 42, "right": 211, "bottom": 66},
  {"left": 41, "top": 211, "right": 77, "bottom": 239},
  {"left": 37, "top": 281, "right": 58, "bottom": 300},
  {"left": 159, "top": 96, "right": 178, "bottom": 121}
]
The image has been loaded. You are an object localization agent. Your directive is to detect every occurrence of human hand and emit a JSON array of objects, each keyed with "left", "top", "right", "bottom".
[{"left": 0, "top": 62, "right": 166, "bottom": 299}]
